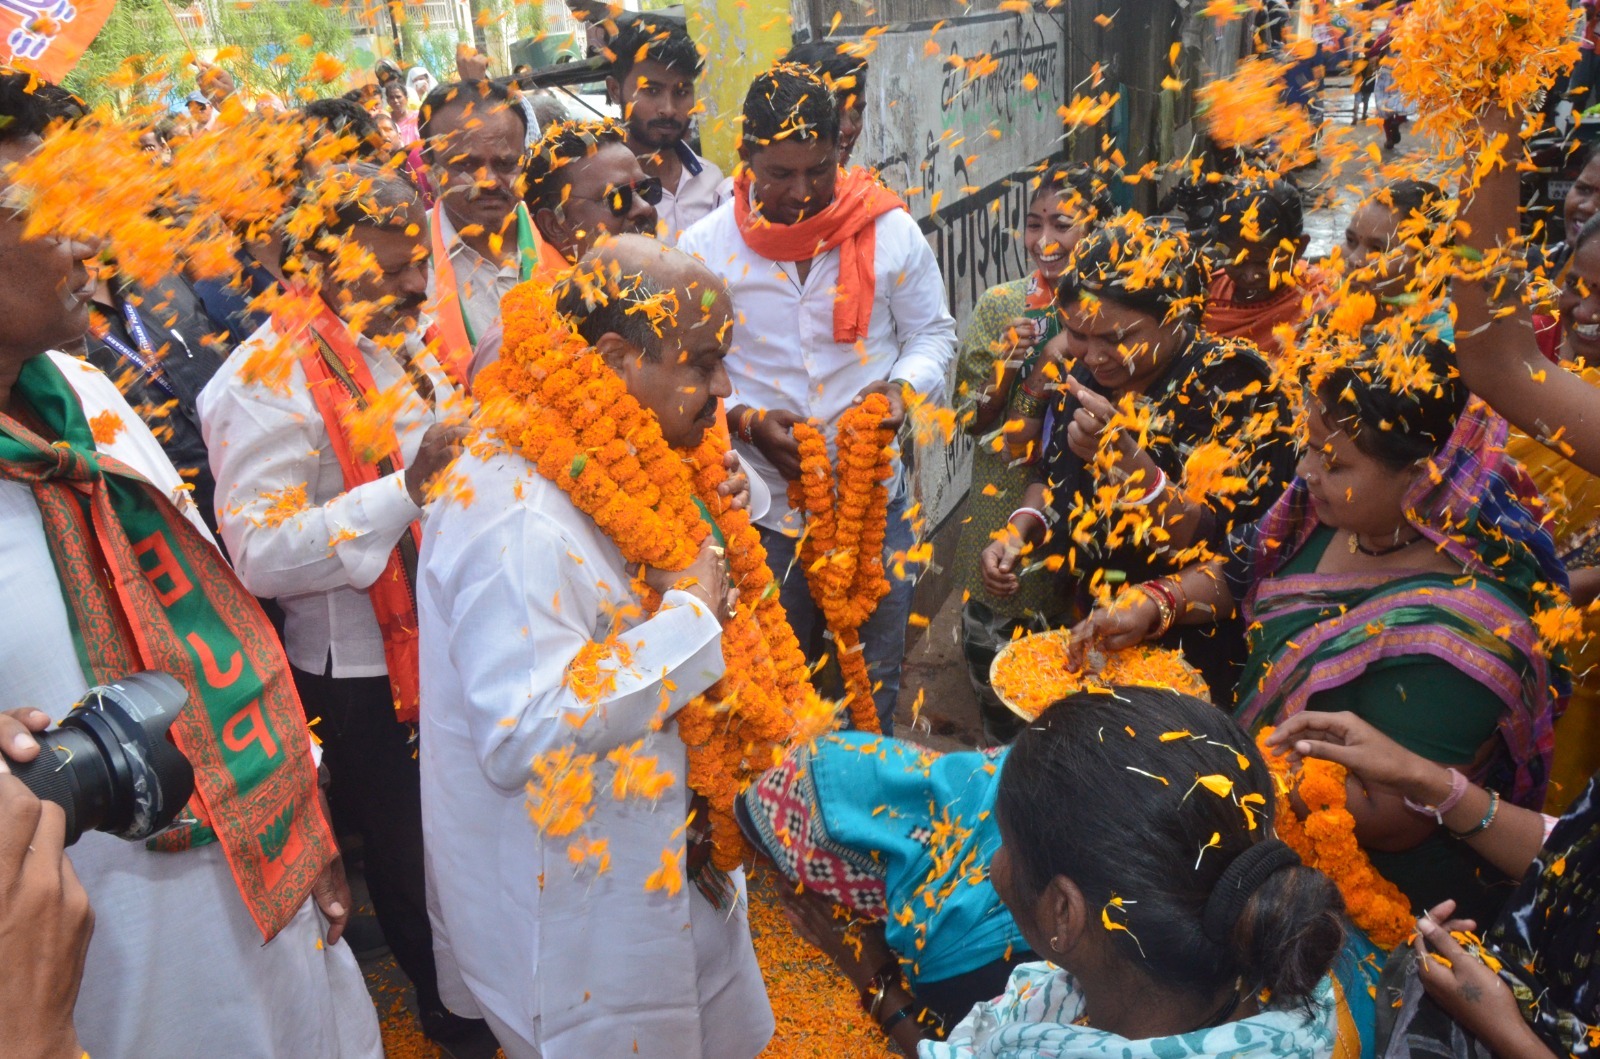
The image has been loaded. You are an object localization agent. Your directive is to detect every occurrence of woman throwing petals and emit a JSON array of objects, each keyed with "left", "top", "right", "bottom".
[
  {"left": 981, "top": 212, "right": 1295, "bottom": 705},
  {"left": 1072, "top": 329, "right": 1566, "bottom": 923}
]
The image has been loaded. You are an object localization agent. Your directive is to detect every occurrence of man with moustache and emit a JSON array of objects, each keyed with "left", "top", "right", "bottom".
[
  {"left": 469, "top": 118, "right": 663, "bottom": 379},
  {"left": 419, "top": 79, "right": 536, "bottom": 377},
  {"left": 418, "top": 235, "right": 772, "bottom": 1059},
  {"left": 0, "top": 75, "right": 379, "bottom": 1057},
  {"left": 199, "top": 164, "right": 480, "bottom": 1043},
  {"left": 605, "top": 15, "right": 723, "bottom": 242}
]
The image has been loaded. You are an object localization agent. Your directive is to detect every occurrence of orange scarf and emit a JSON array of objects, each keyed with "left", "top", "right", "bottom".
[
  {"left": 1203, "top": 267, "right": 1323, "bottom": 357},
  {"left": 289, "top": 298, "right": 428, "bottom": 722},
  {"left": 732, "top": 167, "right": 906, "bottom": 344}
]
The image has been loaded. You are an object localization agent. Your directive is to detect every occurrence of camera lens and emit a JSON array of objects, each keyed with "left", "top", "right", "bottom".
[{"left": 10, "top": 672, "right": 196, "bottom": 846}]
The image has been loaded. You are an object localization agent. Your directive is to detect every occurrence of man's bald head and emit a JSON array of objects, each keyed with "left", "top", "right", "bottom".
[
  {"left": 555, "top": 233, "right": 729, "bottom": 360},
  {"left": 556, "top": 234, "right": 734, "bottom": 448}
]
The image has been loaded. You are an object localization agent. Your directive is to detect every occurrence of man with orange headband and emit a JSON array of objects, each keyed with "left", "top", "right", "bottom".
[{"left": 676, "top": 64, "right": 956, "bottom": 735}]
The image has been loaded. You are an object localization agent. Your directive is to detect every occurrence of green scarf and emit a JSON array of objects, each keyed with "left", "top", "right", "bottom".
[{"left": 0, "top": 356, "right": 335, "bottom": 940}]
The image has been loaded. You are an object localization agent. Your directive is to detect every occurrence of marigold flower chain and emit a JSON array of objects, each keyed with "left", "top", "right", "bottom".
[
  {"left": 1256, "top": 728, "right": 1414, "bottom": 950},
  {"left": 484, "top": 281, "right": 821, "bottom": 873},
  {"left": 786, "top": 395, "right": 897, "bottom": 733}
]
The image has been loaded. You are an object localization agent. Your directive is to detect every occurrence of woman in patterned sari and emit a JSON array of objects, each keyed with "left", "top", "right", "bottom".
[
  {"left": 1074, "top": 328, "right": 1567, "bottom": 925},
  {"left": 953, "top": 163, "right": 1114, "bottom": 742}
]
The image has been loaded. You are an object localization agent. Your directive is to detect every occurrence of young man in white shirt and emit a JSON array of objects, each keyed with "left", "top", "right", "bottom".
[
  {"left": 677, "top": 65, "right": 957, "bottom": 735},
  {"left": 605, "top": 14, "right": 724, "bottom": 243},
  {"left": 418, "top": 235, "right": 772, "bottom": 1059},
  {"left": 200, "top": 164, "right": 477, "bottom": 1043}
]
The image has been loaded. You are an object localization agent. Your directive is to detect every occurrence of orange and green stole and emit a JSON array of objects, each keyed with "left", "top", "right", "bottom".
[{"left": 0, "top": 355, "right": 335, "bottom": 941}]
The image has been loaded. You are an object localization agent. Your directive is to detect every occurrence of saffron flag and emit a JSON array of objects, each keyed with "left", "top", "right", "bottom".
[{"left": 1, "top": 0, "right": 115, "bottom": 81}]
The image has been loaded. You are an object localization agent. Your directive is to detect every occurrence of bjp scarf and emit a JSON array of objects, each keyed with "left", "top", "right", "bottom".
[
  {"left": 732, "top": 166, "right": 906, "bottom": 345},
  {"left": 429, "top": 201, "right": 546, "bottom": 377},
  {"left": 289, "top": 296, "right": 432, "bottom": 723},
  {"left": 0, "top": 356, "right": 335, "bottom": 941}
]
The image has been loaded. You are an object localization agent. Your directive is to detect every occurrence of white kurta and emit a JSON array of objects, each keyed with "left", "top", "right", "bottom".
[
  {"left": 198, "top": 318, "right": 458, "bottom": 678},
  {"left": 417, "top": 447, "right": 773, "bottom": 1059},
  {"left": 0, "top": 353, "right": 381, "bottom": 1058},
  {"left": 676, "top": 201, "right": 958, "bottom": 533}
]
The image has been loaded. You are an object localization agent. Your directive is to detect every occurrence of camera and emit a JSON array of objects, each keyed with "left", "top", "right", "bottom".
[{"left": 9, "top": 672, "right": 195, "bottom": 846}]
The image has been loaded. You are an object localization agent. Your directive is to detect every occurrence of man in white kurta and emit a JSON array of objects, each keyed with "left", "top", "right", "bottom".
[
  {"left": 0, "top": 354, "right": 382, "bottom": 1058},
  {"left": 418, "top": 236, "right": 773, "bottom": 1058}
]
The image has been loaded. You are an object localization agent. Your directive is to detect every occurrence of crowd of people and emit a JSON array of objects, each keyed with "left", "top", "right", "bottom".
[{"left": 3, "top": 6, "right": 1600, "bottom": 1059}]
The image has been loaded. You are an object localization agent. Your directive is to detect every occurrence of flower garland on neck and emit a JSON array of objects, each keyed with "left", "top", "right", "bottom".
[
  {"left": 787, "top": 395, "right": 896, "bottom": 733},
  {"left": 1256, "top": 728, "right": 1414, "bottom": 950},
  {"left": 476, "top": 280, "right": 824, "bottom": 871}
]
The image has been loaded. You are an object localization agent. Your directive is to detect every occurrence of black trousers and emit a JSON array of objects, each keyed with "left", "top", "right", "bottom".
[{"left": 292, "top": 664, "right": 443, "bottom": 1010}]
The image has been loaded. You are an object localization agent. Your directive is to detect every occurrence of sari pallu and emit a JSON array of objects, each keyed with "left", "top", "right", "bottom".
[{"left": 1233, "top": 404, "right": 1567, "bottom": 810}]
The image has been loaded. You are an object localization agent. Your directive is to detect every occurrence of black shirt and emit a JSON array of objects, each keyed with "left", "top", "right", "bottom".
[{"left": 1039, "top": 330, "right": 1298, "bottom": 702}]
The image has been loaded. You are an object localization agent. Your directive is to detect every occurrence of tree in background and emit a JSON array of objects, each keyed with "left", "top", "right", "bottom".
[
  {"left": 204, "top": 0, "right": 352, "bottom": 103},
  {"left": 65, "top": 0, "right": 191, "bottom": 109}
]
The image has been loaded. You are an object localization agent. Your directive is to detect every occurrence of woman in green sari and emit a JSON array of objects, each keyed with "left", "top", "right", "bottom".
[
  {"left": 952, "top": 163, "right": 1114, "bottom": 742},
  {"left": 1073, "top": 329, "right": 1567, "bottom": 924}
]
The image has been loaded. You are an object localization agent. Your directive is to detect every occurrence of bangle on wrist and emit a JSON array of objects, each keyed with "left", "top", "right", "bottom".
[
  {"left": 1132, "top": 583, "right": 1176, "bottom": 639},
  {"left": 1449, "top": 788, "right": 1501, "bottom": 839},
  {"left": 733, "top": 407, "right": 757, "bottom": 444},
  {"left": 1114, "top": 467, "right": 1167, "bottom": 510},
  {"left": 1009, "top": 386, "right": 1046, "bottom": 418},
  {"left": 858, "top": 956, "right": 901, "bottom": 1017},
  {"left": 879, "top": 1004, "right": 914, "bottom": 1035},
  {"left": 1404, "top": 767, "right": 1469, "bottom": 824}
]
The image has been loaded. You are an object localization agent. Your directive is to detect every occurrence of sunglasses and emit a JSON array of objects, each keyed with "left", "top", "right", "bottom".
[{"left": 571, "top": 176, "right": 663, "bottom": 217}]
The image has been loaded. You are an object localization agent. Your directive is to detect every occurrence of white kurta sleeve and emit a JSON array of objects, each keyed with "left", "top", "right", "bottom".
[
  {"left": 437, "top": 503, "right": 726, "bottom": 791},
  {"left": 200, "top": 369, "right": 422, "bottom": 600},
  {"left": 883, "top": 213, "right": 958, "bottom": 401}
]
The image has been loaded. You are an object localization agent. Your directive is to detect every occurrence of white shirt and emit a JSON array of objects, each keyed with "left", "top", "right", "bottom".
[
  {"left": 656, "top": 143, "right": 726, "bottom": 245},
  {"left": 199, "top": 316, "right": 460, "bottom": 678},
  {"left": 430, "top": 204, "right": 520, "bottom": 345},
  {"left": 418, "top": 448, "right": 773, "bottom": 1058},
  {"left": 0, "top": 353, "right": 381, "bottom": 1059},
  {"left": 677, "top": 199, "right": 958, "bottom": 532}
]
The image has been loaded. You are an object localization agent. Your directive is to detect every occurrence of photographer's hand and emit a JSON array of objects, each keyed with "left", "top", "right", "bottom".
[
  {"left": 0, "top": 775, "right": 92, "bottom": 1059},
  {"left": 0, "top": 707, "right": 48, "bottom": 771}
]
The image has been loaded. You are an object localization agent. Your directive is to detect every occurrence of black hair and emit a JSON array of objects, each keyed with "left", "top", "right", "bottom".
[
  {"left": 523, "top": 119, "right": 630, "bottom": 213},
  {"left": 1375, "top": 178, "right": 1448, "bottom": 242},
  {"left": 287, "top": 161, "right": 421, "bottom": 268},
  {"left": 740, "top": 64, "right": 840, "bottom": 153},
  {"left": 605, "top": 14, "right": 703, "bottom": 81},
  {"left": 553, "top": 262, "right": 666, "bottom": 359},
  {"left": 1056, "top": 213, "right": 1208, "bottom": 325},
  {"left": 298, "top": 97, "right": 383, "bottom": 160},
  {"left": 1033, "top": 161, "right": 1116, "bottom": 226},
  {"left": 996, "top": 687, "right": 1344, "bottom": 1008},
  {"left": 784, "top": 40, "right": 869, "bottom": 101},
  {"left": 0, "top": 72, "right": 82, "bottom": 143},
  {"left": 1214, "top": 178, "right": 1305, "bottom": 248},
  {"left": 1314, "top": 334, "right": 1464, "bottom": 469},
  {"left": 418, "top": 79, "right": 530, "bottom": 158}
]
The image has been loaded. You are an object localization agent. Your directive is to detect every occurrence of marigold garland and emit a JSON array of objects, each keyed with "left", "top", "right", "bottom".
[
  {"left": 1256, "top": 727, "right": 1414, "bottom": 950},
  {"left": 787, "top": 395, "right": 897, "bottom": 733},
  {"left": 479, "top": 279, "right": 826, "bottom": 872}
]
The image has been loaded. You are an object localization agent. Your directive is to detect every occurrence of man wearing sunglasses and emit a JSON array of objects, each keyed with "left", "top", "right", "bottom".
[
  {"left": 469, "top": 118, "right": 662, "bottom": 380},
  {"left": 604, "top": 14, "right": 724, "bottom": 244}
]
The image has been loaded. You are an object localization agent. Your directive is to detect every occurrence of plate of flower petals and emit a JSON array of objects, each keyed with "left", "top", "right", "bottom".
[{"left": 991, "top": 630, "right": 1211, "bottom": 721}]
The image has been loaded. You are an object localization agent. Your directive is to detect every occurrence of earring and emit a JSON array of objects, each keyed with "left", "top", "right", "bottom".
[{"left": 1049, "top": 935, "right": 1062, "bottom": 953}]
